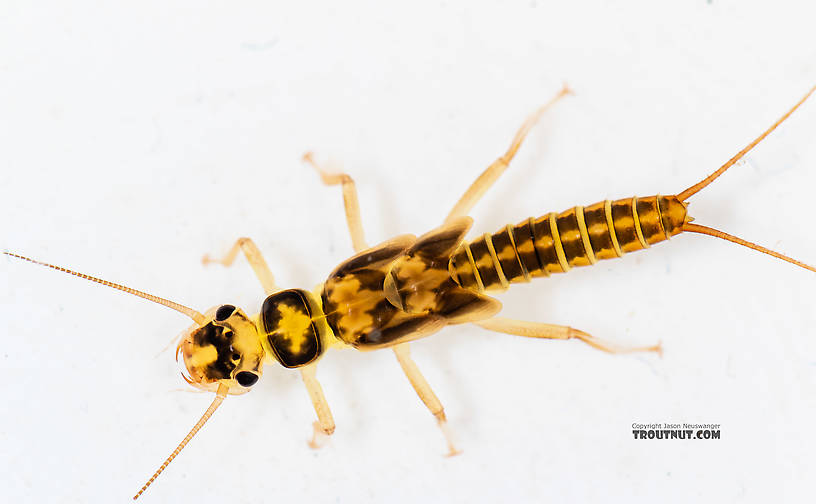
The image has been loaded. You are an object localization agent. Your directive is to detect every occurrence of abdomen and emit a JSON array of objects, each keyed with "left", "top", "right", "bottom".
[{"left": 449, "top": 194, "right": 688, "bottom": 292}]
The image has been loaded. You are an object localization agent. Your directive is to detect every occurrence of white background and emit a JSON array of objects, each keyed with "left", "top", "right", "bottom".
[{"left": 2, "top": 1, "right": 815, "bottom": 503}]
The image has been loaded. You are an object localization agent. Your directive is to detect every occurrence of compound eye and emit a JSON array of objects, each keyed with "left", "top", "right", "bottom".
[
  {"left": 215, "top": 304, "right": 236, "bottom": 322},
  {"left": 235, "top": 371, "right": 259, "bottom": 387}
]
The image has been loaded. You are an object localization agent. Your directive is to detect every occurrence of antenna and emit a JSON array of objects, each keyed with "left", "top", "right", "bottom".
[
  {"left": 4, "top": 252, "right": 206, "bottom": 324},
  {"left": 133, "top": 383, "right": 229, "bottom": 500}
]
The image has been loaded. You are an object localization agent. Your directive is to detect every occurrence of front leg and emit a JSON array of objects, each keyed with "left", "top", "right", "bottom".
[
  {"left": 300, "top": 363, "right": 336, "bottom": 448},
  {"left": 202, "top": 237, "right": 277, "bottom": 295}
]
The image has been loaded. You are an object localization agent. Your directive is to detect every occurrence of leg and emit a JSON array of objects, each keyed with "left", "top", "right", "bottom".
[
  {"left": 202, "top": 237, "right": 277, "bottom": 295},
  {"left": 445, "top": 84, "right": 572, "bottom": 223},
  {"left": 393, "top": 343, "right": 460, "bottom": 456},
  {"left": 303, "top": 152, "right": 368, "bottom": 252},
  {"left": 300, "top": 363, "right": 336, "bottom": 449},
  {"left": 165, "top": 238, "right": 275, "bottom": 355},
  {"left": 475, "top": 317, "right": 662, "bottom": 355}
]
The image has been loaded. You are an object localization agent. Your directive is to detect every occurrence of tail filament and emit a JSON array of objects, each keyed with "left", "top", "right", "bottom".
[
  {"left": 682, "top": 223, "right": 816, "bottom": 273},
  {"left": 677, "top": 85, "right": 816, "bottom": 201}
]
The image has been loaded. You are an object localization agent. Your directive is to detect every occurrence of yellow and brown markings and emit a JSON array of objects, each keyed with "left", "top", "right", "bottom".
[
  {"left": 636, "top": 196, "right": 676, "bottom": 244},
  {"left": 323, "top": 218, "right": 501, "bottom": 349},
  {"left": 180, "top": 308, "right": 264, "bottom": 385},
  {"left": 490, "top": 224, "right": 527, "bottom": 284},
  {"left": 554, "top": 207, "right": 595, "bottom": 268},
  {"left": 531, "top": 214, "right": 567, "bottom": 275},
  {"left": 450, "top": 194, "right": 689, "bottom": 293},
  {"left": 388, "top": 217, "right": 501, "bottom": 320},
  {"left": 323, "top": 266, "right": 400, "bottom": 347},
  {"left": 448, "top": 243, "right": 477, "bottom": 290},
  {"left": 323, "top": 235, "right": 425, "bottom": 348},
  {"left": 657, "top": 195, "right": 688, "bottom": 238},
  {"left": 183, "top": 322, "right": 234, "bottom": 382},
  {"left": 513, "top": 218, "right": 546, "bottom": 278},
  {"left": 610, "top": 197, "right": 646, "bottom": 252},
  {"left": 261, "top": 289, "right": 326, "bottom": 368},
  {"left": 583, "top": 200, "right": 621, "bottom": 260},
  {"left": 387, "top": 253, "right": 452, "bottom": 313},
  {"left": 467, "top": 237, "right": 504, "bottom": 291}
]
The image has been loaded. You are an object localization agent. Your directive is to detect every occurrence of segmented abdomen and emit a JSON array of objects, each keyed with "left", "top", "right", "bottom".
[{"left": 449, "top": 194, "right": 688, "bottom": 292}]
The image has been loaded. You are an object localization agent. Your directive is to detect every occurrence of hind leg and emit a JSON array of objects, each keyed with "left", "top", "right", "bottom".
[
  {"left": 303, "top": 152, "right": 368, "bottom": 252},
  {"left": 475, "top": 317, "right": 662, "bottom": 355},
  {"left": 393, "top": 343, "right": 460, "bottom": 456},
  {"left": 445, "top": 84, "right": 572, "bottom": 223}
]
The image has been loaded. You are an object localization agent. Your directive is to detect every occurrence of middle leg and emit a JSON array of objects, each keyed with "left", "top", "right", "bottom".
[
  {"left": 303, "top": 152, "right": 368, "bottom": 253},
  {"left": 393, "top": 342, "right": 460, "bottom": 456}
]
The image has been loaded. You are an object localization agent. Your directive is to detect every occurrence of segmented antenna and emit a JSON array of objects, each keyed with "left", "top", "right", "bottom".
[
  {"left": 133, "top": 384, "right": 229, "bottom": 500},
  {"left": 677, "top": 84, "right": 816, "bottom": 201},
  {"left": 3, "top": 252, "right": 206, "bottom": 324}
]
